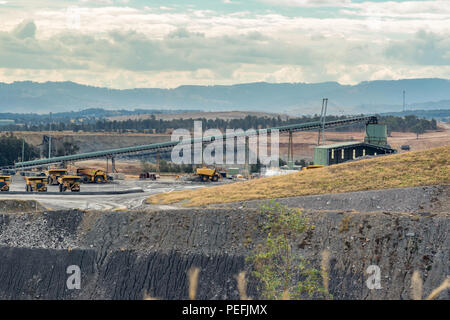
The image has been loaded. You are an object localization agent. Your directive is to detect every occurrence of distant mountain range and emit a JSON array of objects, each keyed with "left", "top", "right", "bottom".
[{"left": 1, "top": 78, "right": 450, "bottom": 115}]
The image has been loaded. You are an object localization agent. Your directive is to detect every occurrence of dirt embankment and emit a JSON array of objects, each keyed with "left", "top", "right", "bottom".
[
  {"left": 7, "top": 131, "right": 171, "bottom": 154},
  {"left": 6, "top": 122, "right": 449, "bottom": 164},
  {"left": 0, "top": 200, "right": 46, "bottom": 213},
  {"left": 0, "top": 186, "right": 448, "bottom": 300},
  {"left": 148, "top": 146, "right": 450, "bottom": 206}
]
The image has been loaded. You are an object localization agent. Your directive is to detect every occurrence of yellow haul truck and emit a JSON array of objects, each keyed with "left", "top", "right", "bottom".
[
  {"left": 57, "top": 176, "right": 81, "bottom": 192},
  {"left": 76, "top": 168, "right": 107, "bottom": 184},
  {"left": 0, "top": 175, "right": 11, "bottom": 192},
  {"left": 302, "top": 165, "right": 325, "bottom": 171},
  {"left": 196, "top": 167, "right": 221, "bottom": 182},
  {"left": 25, "top": 177, "right": 48, "bottom": 192},
  {"left": 47, "top": 168, "right": 68, "bottom": 185}
]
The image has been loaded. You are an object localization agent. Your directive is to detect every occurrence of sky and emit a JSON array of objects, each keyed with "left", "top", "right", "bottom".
[{"left": 0, "top": 0, "right": 449, "bottom": 88}]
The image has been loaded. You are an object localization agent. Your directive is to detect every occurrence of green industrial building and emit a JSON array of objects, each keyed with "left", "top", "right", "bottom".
[
  {"left": 364, "top": 123, "right": 388, "bottom": 146},
  {"left": 313, "top": 124, "right": 396, "bottom": 166}
]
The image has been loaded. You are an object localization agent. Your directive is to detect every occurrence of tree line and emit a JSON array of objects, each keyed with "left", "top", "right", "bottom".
[
  {"left": 0, "top": 134, "right": 39, "bottom": 167},
  {"left": 382, "top": 115, "right": 437, "bottom": 137},
  {"left": 0, "top": 114, "right": 438, "bottom": 134}
]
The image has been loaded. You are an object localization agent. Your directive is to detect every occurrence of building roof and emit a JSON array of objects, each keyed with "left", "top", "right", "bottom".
[
  {"left": 315, "top": 141, "right": 365, "bottom": 149},
  {"left": 315, "top": 141, "right": 395, "bottom": 151}
]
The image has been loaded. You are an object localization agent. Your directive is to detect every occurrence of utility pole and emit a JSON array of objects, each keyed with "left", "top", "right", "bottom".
[
  {"left": 22, "top": 138, "right": 25, "bottom": 162},
  {"left": 403, "top": 90, "right": 406, "bottom": 113},
  {"left": 318, "top": 98, "right": 328, "bottom": 145},
  {"left": 48, "top": 112, "right": 52, "bottom": 158},
  {"left": 288, "top": 130, "right": 293, "bottom": 167},
  {"left": 157, "top": 150, "right": 160, "bottom": 175}
]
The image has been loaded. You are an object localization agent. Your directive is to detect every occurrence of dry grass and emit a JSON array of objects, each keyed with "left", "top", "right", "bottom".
[
  {"left": 148, "top": 145, "right": 450, "bottom": 207},
  {"left": 281, "top": 290, "right": 290, "bottom": 300},
  {"left": 411, "top": 270, "right": 423, "bottom": 300},
  {"left": 143, "top": 292, "right": 159, "bottom": 300},
  {"left": 188, "top": 267, "right": 200, "bottom": 300},
  {"left": 235, "top": 271, "right": 250, "bottom": 300},
  {"left": 425, "top": 277, "right": 450, "bottom": 300},
  {"left": 321, "top": 249, "right": 331, "bottom": 296}
]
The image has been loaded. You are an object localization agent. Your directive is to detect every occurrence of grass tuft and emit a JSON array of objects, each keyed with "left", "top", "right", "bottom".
[
  {"left": 188, "top": 267, "right": 200, "bottom": 300},
  {"left": 425, "top": 277, "right": 450, "bottom": 300},
  {"left": 235, "top": 271, "right": 250, "bottom": 300},
  {"left": 321, "top": 249, "right": 331, "bottom": 296},
  {"left": 411, "top": 270, "right": 423, "bottom": 300}
]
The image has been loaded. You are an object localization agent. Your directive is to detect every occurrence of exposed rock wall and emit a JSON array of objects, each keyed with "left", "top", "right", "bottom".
[{"left": 0, "top": 186, "right": 448, "bottom": 300}]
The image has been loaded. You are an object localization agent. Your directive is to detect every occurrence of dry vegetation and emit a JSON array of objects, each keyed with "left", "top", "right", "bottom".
[{"left": 147, "top": 145, "right": 450, "bottom": 207}]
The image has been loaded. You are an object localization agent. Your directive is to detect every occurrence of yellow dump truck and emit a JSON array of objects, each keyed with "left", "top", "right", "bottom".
[
  {"left": 302, "top": 165, "right": 325, "bottom": 171},
  {"left": 57, "top": 175, "right": 81, "bottom": 192},
  {"left": 0, "top": 175, "right": 11, "bottom": 192},
  {"left": 47, "top": 168, "right": 68, "bottom": 185},
  {"left": 76, "top": 168, "right": 107, "bottom": 183},
  {"left": 25, "top": 177, "right": 48, "bottom": 192},
  {"left": 196, "top": 167, "right": 221, "bottom": 182}
]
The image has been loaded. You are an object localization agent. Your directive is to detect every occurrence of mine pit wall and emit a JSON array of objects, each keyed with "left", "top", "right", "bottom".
[{"left": 0, "top": 208, "right": 448, "bottom": 300}]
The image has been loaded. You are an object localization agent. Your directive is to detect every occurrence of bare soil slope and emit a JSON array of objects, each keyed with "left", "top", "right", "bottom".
[{"left": 148, "top": 146, "right": 450, "bottom": 206}]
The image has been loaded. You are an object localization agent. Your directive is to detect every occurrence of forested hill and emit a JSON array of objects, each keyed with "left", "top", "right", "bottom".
[{"left": 1, "top": 78, "right": 450, "bottom": 114}]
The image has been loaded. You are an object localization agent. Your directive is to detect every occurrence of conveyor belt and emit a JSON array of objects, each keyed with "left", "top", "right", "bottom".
[{"left": 11, "top": 116, "right": 377, "bottom": 169}]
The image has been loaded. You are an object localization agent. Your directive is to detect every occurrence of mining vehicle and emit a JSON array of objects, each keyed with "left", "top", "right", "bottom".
[
  {"left": 301, "top": 165, "right": 325, "bottom": 171},
  {"left": 25, "top": 177, "right": 48, "bottom": 192},
  {"left": 139, "top": 172, "right": 158, "bottom": 180},
  {"left": 76, "top": 168, "right": 107, "bottom": 183},
  {"left": 0, "top": 175, "right": 11, "bottom": 192},
  {"left": 196, "top": 167, "right": 221, "bottom": 182},
  {"left": 47, "top": 168, "right": 68, "bottom": 185},
  {"left": 57, "top": 175, "right": 81, "bottom": 192}
]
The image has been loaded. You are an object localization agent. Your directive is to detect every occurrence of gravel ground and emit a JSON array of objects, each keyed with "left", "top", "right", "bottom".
[
  {"left": 0, "top": 176, "right": 211, "bottom": 210},
  {"left": 210, "top": 185, "right": 450, "bottom": 215}
]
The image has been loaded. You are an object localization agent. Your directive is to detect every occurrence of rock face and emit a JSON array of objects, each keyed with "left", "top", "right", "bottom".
[{"left": 0, "top": 186, "right": 448, "bottom": 300}]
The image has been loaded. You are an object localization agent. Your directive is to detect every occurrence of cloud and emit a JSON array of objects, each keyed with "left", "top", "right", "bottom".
[
  {"left": 0, "top": 2, "right": 450, "bottom": 88},
  {"left": 12, "top": 20, "right": 36, "bottom": 39},
  {"left": 385, "top": 30, "right": 450, "bottom": 66},
  {"left": 259, "top": 0, "right": 351, "bottom": 7},
  {"left": 340, "top": 0, "right": 450, "bottom": 21},
  {"left": 2, "top": 16, "right": 448, "bottom": 88}
]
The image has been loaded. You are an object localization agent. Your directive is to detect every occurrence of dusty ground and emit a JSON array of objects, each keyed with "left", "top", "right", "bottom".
[
  {"left": 0, "top": 175, "right": 227, "bottom": 211},
  {"left": 212, "top": 185, "right": 450, "bottom": 216},
  {"left": 72, "top": 159, "right": 146, "bottom": 175},
  {"left": 23, "top": 123, "right": 449, "bottom": 175},
  {"left": 5, "top": 122, "right": 448, "bottom": 169}
]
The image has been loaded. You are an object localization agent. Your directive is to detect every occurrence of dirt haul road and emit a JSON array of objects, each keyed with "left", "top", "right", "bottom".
[{"left": 0, "top": 176, "right": 208, "bottom": 211}]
